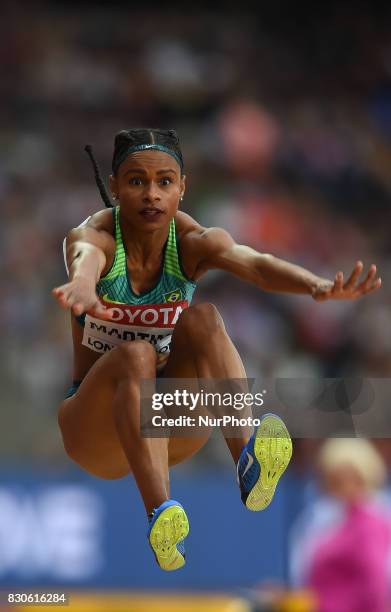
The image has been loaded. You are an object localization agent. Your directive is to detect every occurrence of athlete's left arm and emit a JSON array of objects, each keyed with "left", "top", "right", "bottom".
[{"left": 190, "top": 227, "right": 381, "bottom": 301}]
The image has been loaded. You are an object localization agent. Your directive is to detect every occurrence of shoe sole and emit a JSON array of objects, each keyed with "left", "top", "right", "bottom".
[
  {"left": 246, "top": 414, "right": 293, "bottom": 511},
  {"left": 149, "top": 505, "right": 189, "bottom": 571}
]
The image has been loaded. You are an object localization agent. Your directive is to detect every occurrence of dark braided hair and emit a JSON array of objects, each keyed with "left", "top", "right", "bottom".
[
  {"left": 112, "top": 128, "right": 184, "bottom": 175},
  {"left": 85, "top": 128, "right": 184, "bottom": 209}
]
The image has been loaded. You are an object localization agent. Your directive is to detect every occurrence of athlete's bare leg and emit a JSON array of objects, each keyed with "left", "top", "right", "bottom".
[
  {"left": 58, "top": 341, "right": 171, "bottom": 513},
  {"left": 58, "top": 303, "right": 249, "bottom": 515},
  {"left": 163, "top": 302, "right": 251, "bottom": 464}
]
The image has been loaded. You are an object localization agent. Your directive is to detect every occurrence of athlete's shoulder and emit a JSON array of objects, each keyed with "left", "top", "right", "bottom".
[
  {"left": 65, "top": 208, "right": 115, "bottom": 255},
  {"left": 82, "top": 207, "right": 115, "bottom": 233},
  {"left": 174, "top": 210, "right": 203, "bottom": 237},
  {"left": 175, "top": 210, "right": 233, "bottom": 250},
  {"left": 174, "top": 211, "right": 235, "bottom": 280}
]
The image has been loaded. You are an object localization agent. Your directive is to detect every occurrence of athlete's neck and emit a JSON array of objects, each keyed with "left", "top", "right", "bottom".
[{"left": 119, "top": 213, "right": 169, "bottom": 266}]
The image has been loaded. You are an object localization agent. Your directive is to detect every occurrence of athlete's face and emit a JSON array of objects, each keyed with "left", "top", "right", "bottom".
[{"left": 109, "top": 150, "right": 185, "bottom": 229}]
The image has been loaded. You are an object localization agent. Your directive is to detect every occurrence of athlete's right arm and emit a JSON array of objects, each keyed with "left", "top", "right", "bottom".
[{"left": 52, "top": 226, "right": 114, "bottom": 320}]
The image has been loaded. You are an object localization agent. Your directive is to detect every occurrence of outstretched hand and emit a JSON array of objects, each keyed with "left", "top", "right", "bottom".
[
  {"left": 312, "top": 261, "right": 382, "bottom": 302},
  {"left": 52, "top": 278, "right": 115, "bottom": 320}
]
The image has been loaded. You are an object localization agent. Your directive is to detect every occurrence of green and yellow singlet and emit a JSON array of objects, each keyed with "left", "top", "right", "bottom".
[{"left": 64, "top": 207, "right": 197, "bottom": 368}]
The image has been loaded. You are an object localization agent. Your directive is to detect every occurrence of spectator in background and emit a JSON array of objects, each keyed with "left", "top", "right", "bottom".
[{"left": 289, "top": 438, "right": 391, "bottom": 612}]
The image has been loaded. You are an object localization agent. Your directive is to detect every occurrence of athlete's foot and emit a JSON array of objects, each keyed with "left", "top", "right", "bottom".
[
  {"left": 147, "top": 499, "right": 189, "bottom": 571},
  {"left": 236, "top": 413, "right": 293, "bottom": 511}
]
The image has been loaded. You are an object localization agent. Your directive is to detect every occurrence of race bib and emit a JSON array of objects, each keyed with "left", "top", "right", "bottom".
[{"left": 82, "top": 299, "right": 188, "bottom": 357}]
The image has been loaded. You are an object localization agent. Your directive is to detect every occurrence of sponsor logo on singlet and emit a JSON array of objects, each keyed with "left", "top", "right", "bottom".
[{"left": 82, "top": 298, "right": 189, "bottom": 361}]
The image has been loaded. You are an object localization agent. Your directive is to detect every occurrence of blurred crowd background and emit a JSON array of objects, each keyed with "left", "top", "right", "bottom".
[
  {"left": 1, "top": 1, "right": 391, "bottom": 606},
  {"left": 1, "top": 1, "right": 390, "bottom": 463}
]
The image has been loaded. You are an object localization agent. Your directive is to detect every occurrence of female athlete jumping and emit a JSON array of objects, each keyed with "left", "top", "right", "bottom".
[{"left": 53, "top": 128, "right": 381, "bottom": 571}]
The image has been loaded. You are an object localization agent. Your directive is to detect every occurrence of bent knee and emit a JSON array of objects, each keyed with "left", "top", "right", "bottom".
[
  {"left": 57, "top": 407, "right": 79, "bottom": 462},
  {"left": 110, "top": 340, "right": 157, "bottom": 376},
  {"left": 168, "top": 434, "right": 210, "bottom": 466},
  {"left": 177, "top": 303, "right": 226, "bottom": 341},
  {"left": 57, "top": 403, "right": 82, "bottom": 461},
  {"left": 57, "top": 405, "right": 129, "bottom": 480},
  {"left": 58, "top": 401, "right": 71, "bottom": 440}
]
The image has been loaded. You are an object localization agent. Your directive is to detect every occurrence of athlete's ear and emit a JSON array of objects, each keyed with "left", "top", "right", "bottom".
[
  {"left": 109, "top": 174, "right": 118, "bottom": 200},
  {"left": 179, "top": 174, "right": 186, "bottom": 203}
]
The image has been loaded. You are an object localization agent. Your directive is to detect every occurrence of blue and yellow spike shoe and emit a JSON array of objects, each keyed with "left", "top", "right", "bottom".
[
  {"left": 237, "top": 413, "right": 293, "bottom": 511},
  {"left": 147, "top": 500, "right": 189, "bottom": 571}
]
